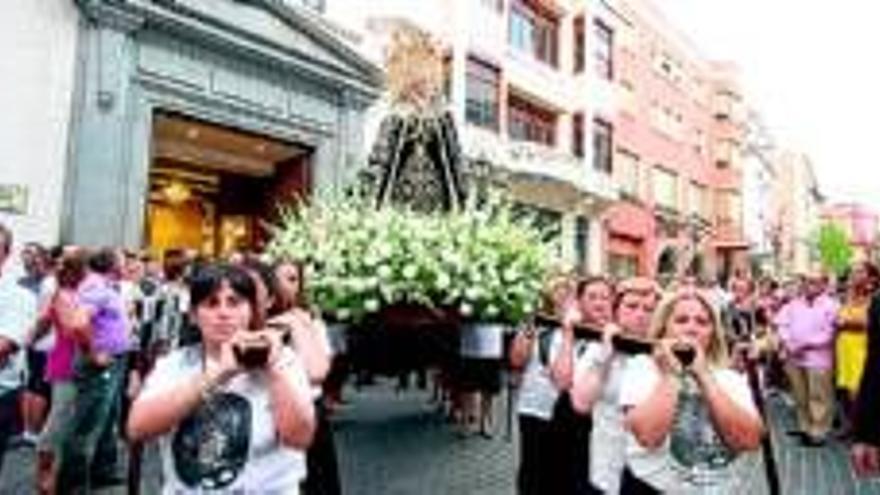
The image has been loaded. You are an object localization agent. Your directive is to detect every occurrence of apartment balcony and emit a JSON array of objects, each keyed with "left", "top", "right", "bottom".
[
  {"left": 466, "top": 1, "right": 507, "bottom": 59},
  {"left": 713, "top": 140, "right": 742, "bottom": 171},
  {"left": 504, "top": 51, "right": 572, "bottom": 112},
  {"left": 713, "top": 216, "right": 748, "bottom": 249},
  {"left": 460, "top": 125, "right": 618, "bottom": 202}
]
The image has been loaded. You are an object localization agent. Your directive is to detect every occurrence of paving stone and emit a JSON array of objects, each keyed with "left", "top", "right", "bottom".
[{"left": 4, "top": 381, "right": 880, "bottom": 494}]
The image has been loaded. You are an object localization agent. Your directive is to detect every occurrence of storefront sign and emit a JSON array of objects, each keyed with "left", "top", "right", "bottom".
[{"left": 0, "top": 184, "right": 28, "bottom": 214}]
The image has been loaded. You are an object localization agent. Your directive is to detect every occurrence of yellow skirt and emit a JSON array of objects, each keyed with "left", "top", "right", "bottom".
[{"left": 836, "top": 331, "right": 868, "bottom": 393}]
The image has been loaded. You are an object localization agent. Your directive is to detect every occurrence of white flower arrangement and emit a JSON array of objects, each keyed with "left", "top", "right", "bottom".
[{"left": 266, "top": 191, "right": 557, "bottom": 325}]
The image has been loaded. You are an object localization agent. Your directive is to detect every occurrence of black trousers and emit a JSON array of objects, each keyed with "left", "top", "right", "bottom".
[
  {"left": 553, "top": 393, "right": 601, "bottom": 495},
  {"left": 518, "top": 414, "right": 559, "bottom": 495},
  {"left": 0, "top": 388, "right": 21, "bottom": 477},
  {"left": 303, "top": 399, "right": 342, "bottom": 495},
  {"left": 518, "top": 396, "right": 601, "bottom": 495},
  {"left": 620, "top": 467, "right": 662, "bottom": 495}
]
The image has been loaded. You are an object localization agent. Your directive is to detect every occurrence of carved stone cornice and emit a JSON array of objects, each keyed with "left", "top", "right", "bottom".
[{"left": 75, "top": 0, "right": 145, "bottom": 32}]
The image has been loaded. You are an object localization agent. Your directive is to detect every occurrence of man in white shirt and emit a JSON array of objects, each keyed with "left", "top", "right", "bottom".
[{"left": 0, "top": 222, "right": 38, "bottom": 475}]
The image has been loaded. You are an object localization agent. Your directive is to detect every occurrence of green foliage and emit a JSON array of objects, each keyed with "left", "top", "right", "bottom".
[{"left": 815, "top": 221, "right": 854, "bottom": 276}]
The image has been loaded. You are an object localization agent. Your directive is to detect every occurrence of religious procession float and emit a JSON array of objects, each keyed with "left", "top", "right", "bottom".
[{"left": 265, "top": 27, "right": 556, "bottom": 373}]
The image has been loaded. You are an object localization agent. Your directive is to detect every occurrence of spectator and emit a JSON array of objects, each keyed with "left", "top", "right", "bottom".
[
  {"left": 20, "top": 244, "right": 57, "bottom": 447},
  {"left": 0, "top": 223, "right": 37, "bottom": 475},
  {"left": 18, "top": 242, "right": 50, "bottom": 294},
  {"left": 153, "top": 249, "right": 191, "bottom": 353},
  {"left": 835, "top": 261, "right": 878, "bottom": 437},
  {"left": 56, "top": 247, "right": 132, "bottom": 492},
  {"left": 34, "top": 247, "right": 88, "bottom": 494},
  {"left": 851, "top": 281, "right": 880, "bottom": 477},
  {"left": 127, "top": 263, "right": 315, "bottom": 493},
  {"left": 775, "top": 272, "right": 838, "bottom": 447},
  {"left": 727, "top": 277, "right": 757, "bottom": 343}
]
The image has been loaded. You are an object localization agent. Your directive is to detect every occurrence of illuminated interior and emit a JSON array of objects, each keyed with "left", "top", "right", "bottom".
[{"left": 147, "top": 112, "right": 310, "bottom": 259}]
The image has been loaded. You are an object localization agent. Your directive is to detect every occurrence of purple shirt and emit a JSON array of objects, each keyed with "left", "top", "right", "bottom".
[
  {"left": 78, "top": 273, "right": 130, "bottom": 356},
  {"left": 775, "top": 295, "right": 838, "bottom": 370}
]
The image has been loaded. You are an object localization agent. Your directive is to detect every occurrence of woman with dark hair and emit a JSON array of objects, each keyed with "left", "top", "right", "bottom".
[
  {"left": 34, "top": 248, "right": 87, "bottom": 494},
  {"left": 240, "top": 258, "right": 332, "bottom": 389},
  {"left": 510, "top": 274, "right": 612, "bottom": 495},
  {"left": 272, "top": 258, "right": 340, "bottom": 495},
  {"left": 127, "top": 263, "right": 315, "bottom": 493},
  {"left": 571, "top": 277, "right": 657, "bottom": 494},
  {"left": 835, "top": 261, "right": 879, "bottom": 436},
  {"left": 152, "top": 249, "right": 192, "bottom": 353},
  {"left": 241, "top": 257, "right": 339, "bottom": 495},
  {"left": 553, "top": 275, "right": 616, "bottom": 495}
]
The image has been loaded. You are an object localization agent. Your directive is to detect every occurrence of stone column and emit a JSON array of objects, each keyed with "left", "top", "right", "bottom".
[{"left": 63, "top": 1, "right": 143, "bottom": 247}]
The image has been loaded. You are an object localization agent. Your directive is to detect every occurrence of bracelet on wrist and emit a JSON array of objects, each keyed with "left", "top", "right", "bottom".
[{"left": 199, "top": 371, "right": 221, "bottom": 402}]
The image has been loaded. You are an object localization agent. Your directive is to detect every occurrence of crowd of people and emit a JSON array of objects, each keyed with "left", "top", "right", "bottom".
[
  {"left": 2, "top": 216, "right": 880, "bottom": 493},
  {"left": 0, "top": 222, "right": 338, "bottom": 494},
  {"left": 504, "top": 261, "right": 880, "bottom": 494}
]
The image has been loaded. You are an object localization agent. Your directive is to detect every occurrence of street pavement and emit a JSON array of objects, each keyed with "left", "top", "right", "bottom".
[{"left": 3, "top": 378, "right": 880, "bottom": 494}]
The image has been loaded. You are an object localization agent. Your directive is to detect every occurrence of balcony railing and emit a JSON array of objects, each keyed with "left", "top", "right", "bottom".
[{"left": 461, "top": 125, "right": 618, "bottom": 200}]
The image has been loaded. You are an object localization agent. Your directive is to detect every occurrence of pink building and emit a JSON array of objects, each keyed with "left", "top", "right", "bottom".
[
  {"left": 597, "top": 0, "right": 748, "bottom": 280},
  {"left": 822, "top": 203, "right": 879, "bottom": 262}
]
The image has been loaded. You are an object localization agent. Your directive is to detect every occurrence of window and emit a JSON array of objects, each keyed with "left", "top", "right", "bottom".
[
  {"left": 592, "top": 118, "right": 613, "bottom": 173},
  {"left": 716, "top": 190, "right": 742, "bottom": 226},
  {"left": 716, "top": 139, "right": 737, "bottom": 168},
  {"left": 654, "top": 52, "right": 683, "bottom": 85},
  {"left": 465, "top": 57, "right": 501, "bottom": 130},
  {"left": 615, "top": 149, "right": 639, "bottom": 196},
  {"left": 509, "top": 1, "right": 559, "bottom": 67},
  {"left": 594, "top": 19, "right": 613, "bottom": 80},
  {"left": 694, "top": 128, "right": 706, "bottom": 155},
  {"left": 572, "top": 113, "right": 584, "bottom": 158},
  {"left": 512, "top": 203, "right": 562, "bottom": 243},
  {"left": 714, "top": 90, "right": 739, "bottom": 119},
  {"left": 700, "top": 185, "right": 712, "bottom": 219},
  {"left": 688, "top": 181, "right": 706, "bottom": 216},
  {"left": 573, "top": 16, "right": 585, "bottom": 73},
  {"left": 508, "top": 95, "right": 557, "bottom": 146},
  {"left": 609, "top": 254, "right": 639, "bottom": 278},
  {"left": 653, "top": 166, "right": 678, "bottom": 210},
  {"left": 575, "top": 216, "right": 589, "bottom": 270},
  {"left": 650, "top": 103, "right": 683, "bottom": 138}
]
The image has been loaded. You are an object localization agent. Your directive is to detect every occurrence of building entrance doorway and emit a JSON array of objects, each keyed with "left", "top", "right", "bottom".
[{"left": 146, "top": 112, "right": 311, "bottom": 258}]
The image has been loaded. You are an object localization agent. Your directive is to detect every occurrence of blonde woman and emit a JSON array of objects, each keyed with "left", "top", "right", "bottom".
[{"left": 620, "top": 289, "right": 764, "bottom": 494}]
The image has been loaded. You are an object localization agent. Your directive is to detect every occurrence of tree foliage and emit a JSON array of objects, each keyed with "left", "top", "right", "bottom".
[{"left": 815, "top": 221, "right": 854, "bottom": 276}]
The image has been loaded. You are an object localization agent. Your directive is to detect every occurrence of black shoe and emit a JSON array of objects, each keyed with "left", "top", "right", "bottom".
[
  {"left": 787, "top": 430, "right": 808, "bottom": 440},
  {"left": 91, "top": 473, "right": 126, "bottom": 488}
]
